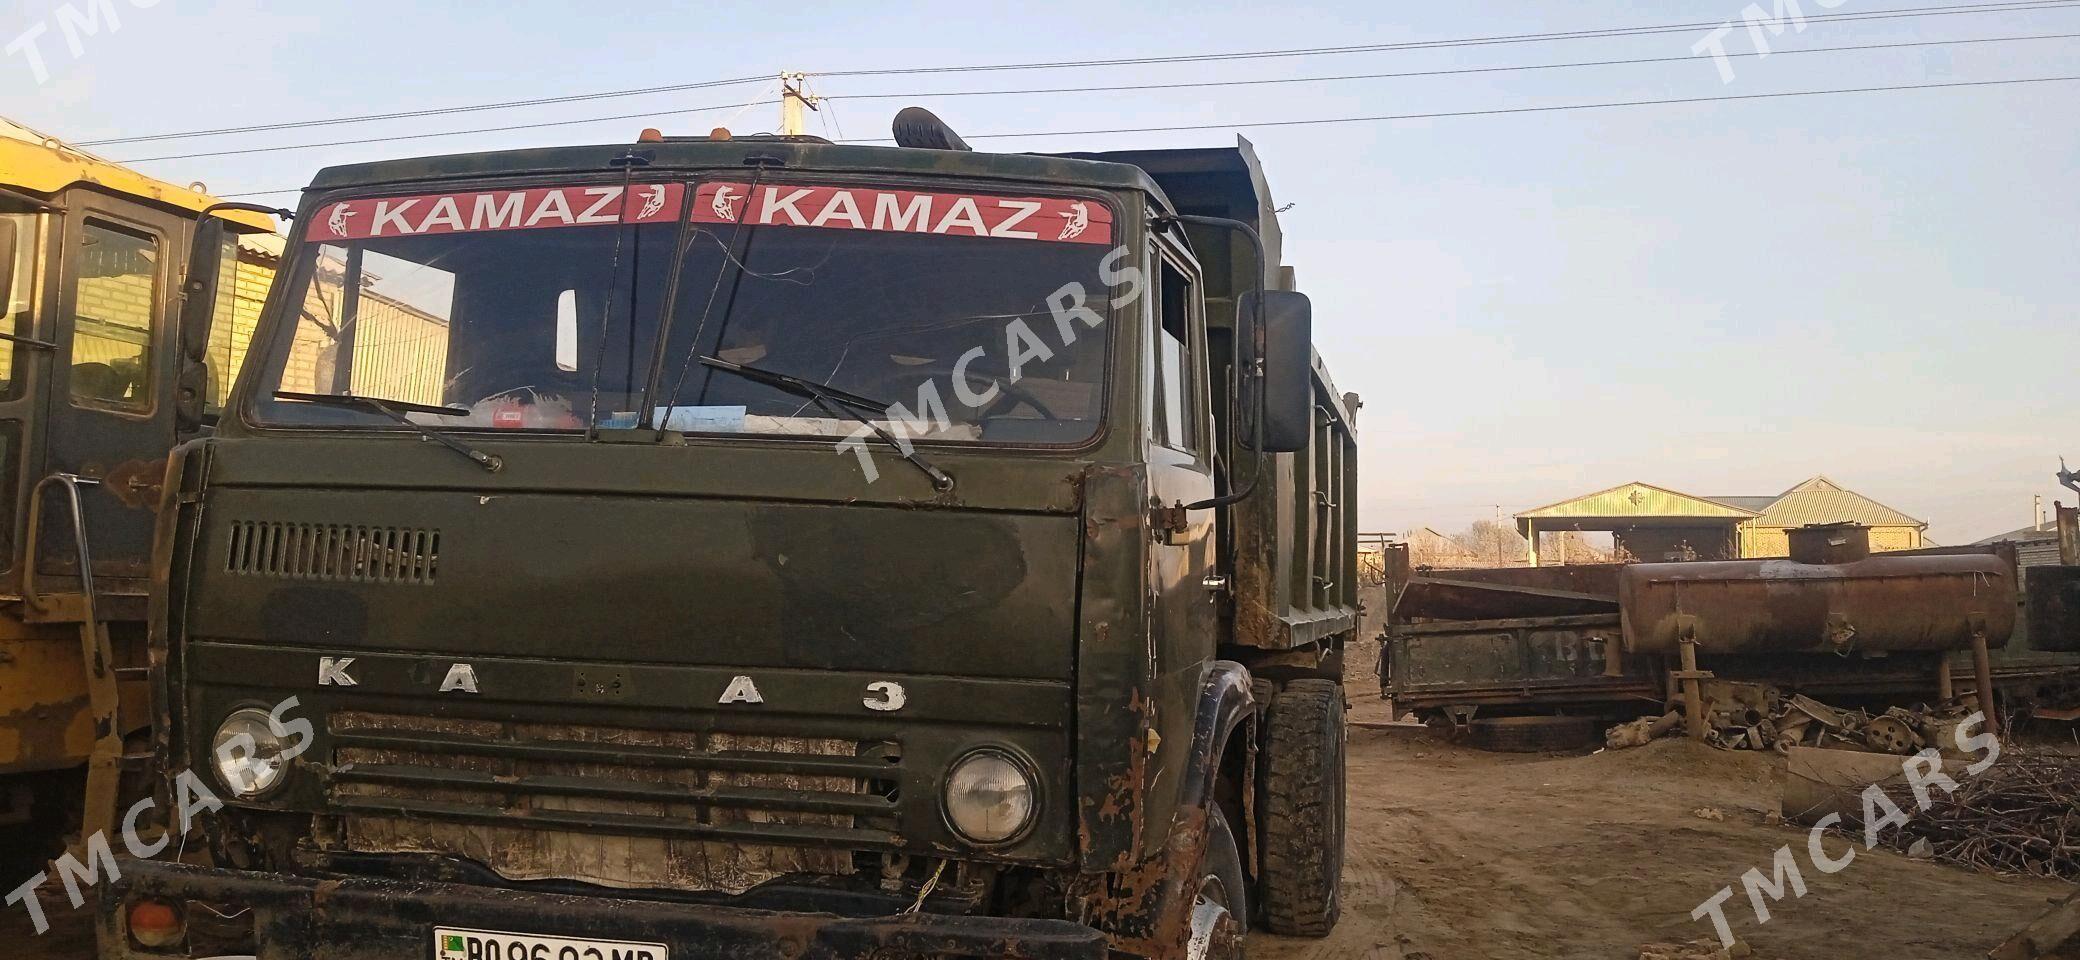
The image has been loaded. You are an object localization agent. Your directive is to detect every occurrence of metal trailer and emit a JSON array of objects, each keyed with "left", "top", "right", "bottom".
[
  {"left": 1381, "top": 525, "right": 2077, "bottom": 729},
  {"left": 1383, "top": 612, "right": 1656, "bottom": 725}
]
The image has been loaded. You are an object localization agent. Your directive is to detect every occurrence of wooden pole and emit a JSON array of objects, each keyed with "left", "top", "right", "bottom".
[
  {"left": 1681, "top": 639, "right": 1705, "bottom": 741},
  {"left": 1971, "top": 631, "right": 1999, "bottom": 732}
]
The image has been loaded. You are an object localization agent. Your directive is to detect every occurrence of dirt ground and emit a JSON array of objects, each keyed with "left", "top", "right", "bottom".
[
  {"left": 1246, "top": 697, "right": 2076, "bottom": 960},
  {"left": 12, "top": 700, "right": 2073, "bottom": 960}
]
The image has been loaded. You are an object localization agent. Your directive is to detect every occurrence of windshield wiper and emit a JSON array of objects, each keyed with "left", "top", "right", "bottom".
[
  {"left": 274, "top": 391, "right": 503, "bottom": 473},
  {"left": 695, "top": 357, "right": 954, "bottom": 492}
]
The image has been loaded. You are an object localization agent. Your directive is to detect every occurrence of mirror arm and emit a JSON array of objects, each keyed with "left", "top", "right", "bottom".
[
  {"left": 1152, "top": 212, "right": 1271, "bottom": 512},
  {"left": 197, "top": 201, "right": 295, "bottom": 222}
]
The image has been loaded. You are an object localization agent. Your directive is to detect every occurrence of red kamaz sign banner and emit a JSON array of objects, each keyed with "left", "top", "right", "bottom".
[
  {"left": 312, "top": 184, "right": 688, "bottom": 241},
  {"left": 309, "top": 182, "right": 1112, "bottom": 245}
]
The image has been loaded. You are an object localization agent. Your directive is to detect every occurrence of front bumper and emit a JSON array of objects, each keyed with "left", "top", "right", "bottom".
[{"left": 100, "top": 859, "right": 1109, "bottom": 960}]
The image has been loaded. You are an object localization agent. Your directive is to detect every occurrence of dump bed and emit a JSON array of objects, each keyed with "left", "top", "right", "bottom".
[{"left": 1064, "top": 139, "right": 1360, "bottom": 650}]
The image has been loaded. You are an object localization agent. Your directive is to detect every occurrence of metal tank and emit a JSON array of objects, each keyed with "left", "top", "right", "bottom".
[{"left": 1618, "top": 524, "right": 2016, "bottom": 657}]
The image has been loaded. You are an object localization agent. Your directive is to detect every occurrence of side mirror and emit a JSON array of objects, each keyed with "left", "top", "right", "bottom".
[
  {"left": 1243, "top": 289, "right": 1315, "bottom": 454},
  {"left": 174, "top": 215, "right": 230, "bottom": 433},
  {"left": 178, "top": 215, "right": 228, "bottom": 365}
]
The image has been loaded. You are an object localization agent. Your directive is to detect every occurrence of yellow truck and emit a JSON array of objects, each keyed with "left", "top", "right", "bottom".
[{"left": 0, "top": 121, "right": 280, "bottom": 861}]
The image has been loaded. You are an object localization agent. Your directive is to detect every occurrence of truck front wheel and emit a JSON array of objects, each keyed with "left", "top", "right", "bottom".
[
  {"left": 1189, "top": 806, "right": 1248, "bottom": 960},
  {"left": 1258, "top": 678, "right": 1345, "bottom": 936}
]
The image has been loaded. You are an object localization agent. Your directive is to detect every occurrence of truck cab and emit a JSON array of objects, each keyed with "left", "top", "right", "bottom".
[
  {"left": 104, "top": 118, "right": 1357, "bottom": 960},
  {"left": 0, "top": 122, "right": 277, "bottom": 860}
]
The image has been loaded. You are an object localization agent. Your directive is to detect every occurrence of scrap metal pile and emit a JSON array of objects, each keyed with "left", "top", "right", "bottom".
[
  {"left": 1604, "top": 681, "right": 1980, "bottom": 756},
  {"left": 1870, "top": 751, "right": 2080, "bottom": 880}
]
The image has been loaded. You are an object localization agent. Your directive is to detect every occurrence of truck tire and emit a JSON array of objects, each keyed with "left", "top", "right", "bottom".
[
  {"left": 1259, "top": 678, "right": 1344, "bottom": 937},
  {"left": 1465, "top": 715, "right": 1598, "bottom": 753},
  {"left": 1189, "top": 806, "right": 1248, "bottom": 960}
]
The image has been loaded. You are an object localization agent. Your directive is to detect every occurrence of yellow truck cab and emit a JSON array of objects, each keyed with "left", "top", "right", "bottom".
[{"left": 0, "top": 119, "right": 279, "bottom": 861}]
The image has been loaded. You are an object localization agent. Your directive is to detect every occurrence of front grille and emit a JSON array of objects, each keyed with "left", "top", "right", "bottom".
[
  {"left": 324, "top": 712, "right": 902, "bottom": 894},
  {"left": 225, "top": 521, "right": 440, "bottom": 584}
]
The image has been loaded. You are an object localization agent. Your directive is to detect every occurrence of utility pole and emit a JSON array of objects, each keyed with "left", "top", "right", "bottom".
[
  {"left": 2036, "top": 494, "right": 2045, "bottom": 531},
  {"left": 780, "top": 72, "right": 821, "bottom": 136}
]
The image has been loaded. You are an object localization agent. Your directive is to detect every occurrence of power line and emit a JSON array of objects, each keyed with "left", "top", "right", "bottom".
[
  {"left": 119, "top": 99, "right": 780, "bottom": 164},
  {"left": 123, "top": 30, "right": 2080, "bottom": 165},
  {"left": 214, "top": 73, "right": 2080, "bottom": 200},
  {"left": 78, "top": 0, "right": 2080, "bottom": 148},
  {"left": 825, "top": 31, "right": 2080, "bottom": 103},
  {"left": 834, "top": 74, "right": 2080, "bottom": 144},
  {"left": 816, "top": 0, "right": 2080, "bottom": 77},
  {"left": 78, "top": 74, "right": 771, "bottom": 147}
]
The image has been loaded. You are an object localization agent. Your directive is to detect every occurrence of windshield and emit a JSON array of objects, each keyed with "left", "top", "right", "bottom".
[{"left": 249, "top": 179, "right": 1119, "bottom": 446}]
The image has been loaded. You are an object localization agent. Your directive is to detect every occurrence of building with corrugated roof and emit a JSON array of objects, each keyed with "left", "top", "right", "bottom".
[
  {"left": 1974, "top": 522, "right": 2064, "bottom": 568},
  {"left": 1514, "top": 476, "right": 1927, "bottom": 565},
  {"left": 1727, "top": 476, "right": 1928, "bottom": 556}
]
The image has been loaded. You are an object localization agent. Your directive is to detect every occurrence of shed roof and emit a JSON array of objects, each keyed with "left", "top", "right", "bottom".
[
  {"left": 1750, "top": 476, "right": 1924, "bottom": 530},
  {"left": 1516, "top": 477, "right": 1926, "bottom": 538},
  {"left": 1518, "top": 481, "right": 1761, "bottom": 522},
  {"left": 1973, "top": 522, "right": 2058, "bottom": 545}
]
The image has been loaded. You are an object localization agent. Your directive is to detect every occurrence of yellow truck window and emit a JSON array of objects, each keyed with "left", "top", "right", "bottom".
[{"left": 69, "top": 219, "right": 160, "bottom": 410}]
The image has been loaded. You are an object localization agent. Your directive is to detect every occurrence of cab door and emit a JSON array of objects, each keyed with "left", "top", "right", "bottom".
[
  {"left": 1147, "top": 242, "right": 1220, "bottom": 666},
  {"left": 38, "top": 193, "right": 188, "bottom": 585},
  {"left": 0, "top": 203, "right": 51, "bottom": 582}
]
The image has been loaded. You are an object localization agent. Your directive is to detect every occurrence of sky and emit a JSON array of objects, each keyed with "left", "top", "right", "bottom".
[{"left": 3, "top": 0, "right": 2075, "bottom": 544}]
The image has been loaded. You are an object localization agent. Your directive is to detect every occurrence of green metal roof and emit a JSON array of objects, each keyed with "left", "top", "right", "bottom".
[
  {"left": 1705, "top": 495, "right": 1779, "bottom": 513},
  {"left": 1517, "top": 477, "right": 1926, "bottom": 536},
  {"left": 1518, "top": 481, "right": 1761, "bottom": 521},
  {"left": 1748, "top": 476, "right": 1925, "bottom": 529}
]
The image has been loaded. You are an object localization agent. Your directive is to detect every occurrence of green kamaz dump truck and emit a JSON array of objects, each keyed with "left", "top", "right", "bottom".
[{"left": 95, "top": 111, "right": 1359, "bottom": 960}]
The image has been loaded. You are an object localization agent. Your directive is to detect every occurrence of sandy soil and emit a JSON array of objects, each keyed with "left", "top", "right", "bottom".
[
  {"left": 15, "top": 703, "right": 2070, "bottom": 960},
  {"left": 1248, "top": 703, "right": 2074, "bottom": 960}
]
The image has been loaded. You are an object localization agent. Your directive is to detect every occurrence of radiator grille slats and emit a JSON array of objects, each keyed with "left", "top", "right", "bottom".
[
  {"left": 324, "top": 712, "right": 902, "bottom": 894},
  {"left": 225, "top": 521, "right": 440, "bottom": 584}
]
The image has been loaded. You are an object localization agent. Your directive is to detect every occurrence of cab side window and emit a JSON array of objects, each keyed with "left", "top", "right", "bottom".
[
  {"left": 1150, "top": 254, "right": 1199, "bottom": 453},
  {"left": 0, "top": 212, "right": 36, "bottom": 400},
  {"left": 69, "top": 219, "right": 161, "bottom": 410}
]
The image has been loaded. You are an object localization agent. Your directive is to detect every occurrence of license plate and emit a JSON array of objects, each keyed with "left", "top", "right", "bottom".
[{"left": 434, "top": 927, "right": 668, "bottom": 960}]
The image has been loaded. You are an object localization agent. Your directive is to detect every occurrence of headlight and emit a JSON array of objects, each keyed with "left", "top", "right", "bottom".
[
  {"left": 211, "top": 708, "right": 292, "bottom": 798},
  {"left": 942, "top": 748, "right": 1036, "bottom": 844}
]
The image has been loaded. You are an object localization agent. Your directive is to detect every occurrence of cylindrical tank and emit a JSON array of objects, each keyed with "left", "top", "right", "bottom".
[{"left": 1618, "top": 552, "right": 2016, "bottom": 655}]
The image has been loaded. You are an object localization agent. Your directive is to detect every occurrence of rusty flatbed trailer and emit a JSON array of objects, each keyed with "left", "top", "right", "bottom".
[
  {"left": 1381, "top": 527, "right": 2080, "bottom": 727},
  {"left": 1382, "top": 611, "right": 1659, "bottom": 717}
]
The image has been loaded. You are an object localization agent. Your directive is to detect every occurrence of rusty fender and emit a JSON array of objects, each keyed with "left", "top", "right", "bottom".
[
  {"left": 99, "top": 859, "right": 1108, "bottom": 960},
  {"left": 1074, "top": 662, "right": 1255, "bottom": 958}
]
